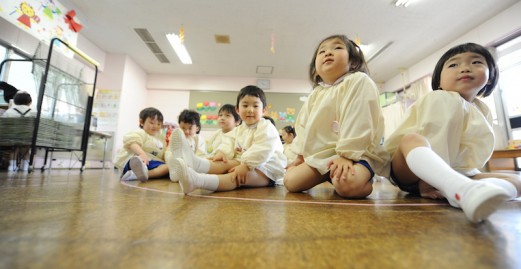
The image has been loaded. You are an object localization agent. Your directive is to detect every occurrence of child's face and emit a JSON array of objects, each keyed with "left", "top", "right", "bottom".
[
  {"left": 315, "top": 38, "right": 349, "bottom": 85},
  {"left": 141, "top": 116, "right": 162, "bottom": 136},
  {"left": 439, "top": 52, "right": 489, "bottom": 102},
  {"left": 281, "top": 130, "right": 294, "bottom": 144},
  {"left": 179, "top": 122, "right": 197, "bottom": 138},
  {"left": 218, "top": 110, "right": 238, "bottom": 133},
  {"left": 237, "top": 95, "right": 265, "bottom": 126}
]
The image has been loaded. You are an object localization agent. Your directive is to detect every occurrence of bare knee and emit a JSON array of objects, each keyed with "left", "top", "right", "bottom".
[
  {"left": 283, "top": 173, "right": 301, "bottom": 192},
  {"left": 334, "top": 178, "right": 373, "bottom": 198},
  {"left": 399, "top": 133, "right": 431, "bottom": 156}
]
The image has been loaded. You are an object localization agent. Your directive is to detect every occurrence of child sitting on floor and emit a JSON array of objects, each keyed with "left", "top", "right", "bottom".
[
  {"left": 178, "top": 109, "right": 207, "bottom": 157},
  {"left": 113, "top": 107, "right": 169, "bottom": 182},
  {"left": 384, "top": 43, "right": 520, "bottom": 223},
  {"left": 168, "top": 85, "right": 287, "bottom": 194},
  {"left": 206, "top": 104, "right": 240, "bottom": 158}
]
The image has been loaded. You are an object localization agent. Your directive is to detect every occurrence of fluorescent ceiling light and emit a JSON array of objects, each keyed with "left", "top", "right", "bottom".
[
  {"left": 393, "top": 0, "right": 414, "bottom": 7},
  {"left": 166, "top": 33, "right": 192, "bottom": 64}
]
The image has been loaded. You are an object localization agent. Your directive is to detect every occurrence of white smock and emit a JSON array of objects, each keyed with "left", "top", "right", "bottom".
[{"left": 384, "top": 90, "right": 494, "bottom": 176}]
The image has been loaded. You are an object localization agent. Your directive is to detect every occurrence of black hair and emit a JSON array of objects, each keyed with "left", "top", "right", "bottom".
[
  {"left": 139, "top": 107, "right": 164, "bottom": 128},
  {"left": 0, "top": 81, "right": 19, "bottom": 103},
  {"left": 282, "top": 125, "right": 296, "bottom": 137},
  {"left": 178, "top": 109, "right": 201, "bottom": 126},
  {"left": 309, "top": 34, "right": 369, "bottom": 87},
  {"left": 13, "top": 91, "right": 32, "bottom": 106},
  {"left": 236, "top": 85, "right": 267, "bottom": 109},
  {"left": 263, "top": 116, "right": 276, "bottom": 126},
  {"left": 195, "top": 119, "right": 201, "bottom": 134},
  {"left": 219, "top": 104, "right": 240, "bottom": 122},
  {"left": 431, "top": 43, "right": 499, "bottom": 98}
]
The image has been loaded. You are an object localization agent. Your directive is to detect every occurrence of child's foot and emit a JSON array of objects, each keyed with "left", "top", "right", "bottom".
[
  {"left": 454, "top": 181, "right": 510, "bottom": 223},
  {"left": 418, "top": 180, "right": 444, "bottom": 199},
  {"left": 129, "top": 156, "right": 149, "bottom": 182},
  {"left": 121, "top": 170, "right": 138, "bottom": 181},
  {"left": 7, "top": 165, "right": 17, "bottom": 172},
  {"left": 21, "top": 160, "right": 29, "bottom": 172},
  {"left": 169, "top": 128, "right": 194, "bottom": 167},
  {"left": 167, "top": 156, "right": 180, "bottom": 182},
  {"left": 172, "top": 158, "right": 197, "bottom": 194}
]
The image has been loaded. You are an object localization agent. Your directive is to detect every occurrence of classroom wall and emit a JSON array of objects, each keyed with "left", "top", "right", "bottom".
[
  {"left": 382, "top": 1, "right": 521, "bottom": 92},
  {"left": 99, "top": 54, "right": 148, "bottom": 157}
]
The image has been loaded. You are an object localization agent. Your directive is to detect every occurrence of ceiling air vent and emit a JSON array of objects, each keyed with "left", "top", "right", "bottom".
[{"left": 134, "top": 28, "right": 170, "bottom": 63}]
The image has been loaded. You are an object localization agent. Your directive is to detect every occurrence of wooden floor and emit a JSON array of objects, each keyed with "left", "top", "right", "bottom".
[{"left": 0, "top": 169, "right": 519, "bottom": 269}]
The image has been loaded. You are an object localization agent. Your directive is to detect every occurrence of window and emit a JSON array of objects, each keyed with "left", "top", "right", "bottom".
[{"left": 497, "top": 35, "right": 521, "bottom": 140}]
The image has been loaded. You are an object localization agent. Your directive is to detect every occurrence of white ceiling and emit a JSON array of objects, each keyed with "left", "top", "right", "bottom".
[{"left": 60, "top": 0, "right": 520, "bottom": 84}]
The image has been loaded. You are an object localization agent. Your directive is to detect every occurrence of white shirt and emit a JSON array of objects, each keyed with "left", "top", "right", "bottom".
[{"left": 1, "top": 104, "right": 36, "bottom": 118}]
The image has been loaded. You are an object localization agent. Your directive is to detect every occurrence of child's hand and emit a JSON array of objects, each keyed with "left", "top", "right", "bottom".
[
  {"left": 286, "top": 155, "right": 304, "bottom": 169},
  {"left": 229, "top": 163, "right": 250, "bottom": 186},
  {"left": 328, "top": 156, "right": 354, "bottom": 182},
  {"left": 139, "top": 153, "right": 150, "bottom": 165},
  {"left": 211, "top": 151, "right": 228, "bottom": 163}
]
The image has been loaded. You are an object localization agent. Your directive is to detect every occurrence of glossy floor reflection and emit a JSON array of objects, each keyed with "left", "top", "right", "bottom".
[{"left": 0, "top": 169, "right": 519, "bottom": 269}]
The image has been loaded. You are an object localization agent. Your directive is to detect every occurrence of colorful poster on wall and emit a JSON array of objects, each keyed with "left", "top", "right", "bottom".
[
  {"left": 0, "top": 0, "right": 81, "bottom": 57},
  {"left": 92, "top": 89, "right": 120, "bottom": 132}
]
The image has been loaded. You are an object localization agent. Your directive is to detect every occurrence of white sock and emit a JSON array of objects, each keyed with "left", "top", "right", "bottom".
[
  {"left": 174, "top": 158, "right": 218, "bottom": 193},
  {"left": 480, "top": 178, "right": 517, "bottom": 200},
  {"left": 8, "top": 160, "right": 17, "bottom": 172},
  {"left": 193, "top": 156, "right": 210, "bottom": 173},
  {"left": 195, "top": 173, "right": 219, "bottom": 191},
  {"left": 121, "top": 170, "right": 138, "bottom": 181},
  {"left": 406, "top": 147, "right": 510, "bottom": 222},
  {"left": 21, "top": 160, "right": 29, "bottom": 171},
  {"left": 405, "top": 147, "right": 471, "bottom": 207},
  {"left": 169, "top": 128, "right": 210, "bottom": 173}
]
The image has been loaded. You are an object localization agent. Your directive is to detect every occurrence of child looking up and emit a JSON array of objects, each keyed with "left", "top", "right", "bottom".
[
  {"left": 281, "top": 125, "right": 297, "bottom": 164},
  {"left": 168, "top": 85, "right": 286, "bottom": 194},
  {"left": 178, "top": 109, "right": 207, "bottom": 157},
  {"left": 206, "top": 104, "right": 240, "bottom": 158},
  {"left": 113, "top": 107, "right": 169, "bottom": 182},
  {"left": 284, "top": 34, "right": 389, "bottom": 199},
  {"left": 384, "top": 43, "right": 520, "bottom": 223}
]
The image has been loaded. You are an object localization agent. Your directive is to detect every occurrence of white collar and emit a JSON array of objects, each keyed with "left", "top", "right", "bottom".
[{"left": 318, "top": 73, "right": 348, "bottom": 87}]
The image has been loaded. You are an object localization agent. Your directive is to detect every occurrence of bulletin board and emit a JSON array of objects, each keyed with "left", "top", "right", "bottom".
[{"left": 188, "top": 91, "right": 308, "bottom": 130}]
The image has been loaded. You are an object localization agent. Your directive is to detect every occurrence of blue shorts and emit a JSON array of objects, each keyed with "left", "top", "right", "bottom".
[
  {"left": 122, "top": 159, "right": 165, "bottom": 174},
  {"left": 326, "top": 159, "right": 375, "bottom": 183},
  {"left": 389, "top": 163, "right": 420, "bottom": 196}
]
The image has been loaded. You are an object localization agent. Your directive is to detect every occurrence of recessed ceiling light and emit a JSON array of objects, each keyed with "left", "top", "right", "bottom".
[
  {"left": 392, "top": 0, "right": 415, "bottom": 7},
  {"left": 166, "top": 33, "right": 192, "bottom": 64}
]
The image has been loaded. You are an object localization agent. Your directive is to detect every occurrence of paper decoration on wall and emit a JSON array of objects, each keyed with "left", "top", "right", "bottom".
[
  {"left": 195, "top": 101, "right": 221, "bottom": 125},
  {"left": 1, "top": 0, "right": 80, "bottom": 57},
  {"left": 267, "top": 106, "right": 296, "bottom": 124},
  {"left": 64, "top": 10, "right": 82, "bottom": 32},
  {"left": 200, "top": 114, "right": 218, "bottom": 125},
  {"left": 17, "top": 2, "right": 39, "bottom": 28},
  {"left": 196, "top": 101, "right": 219, "bottom": 111}
]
